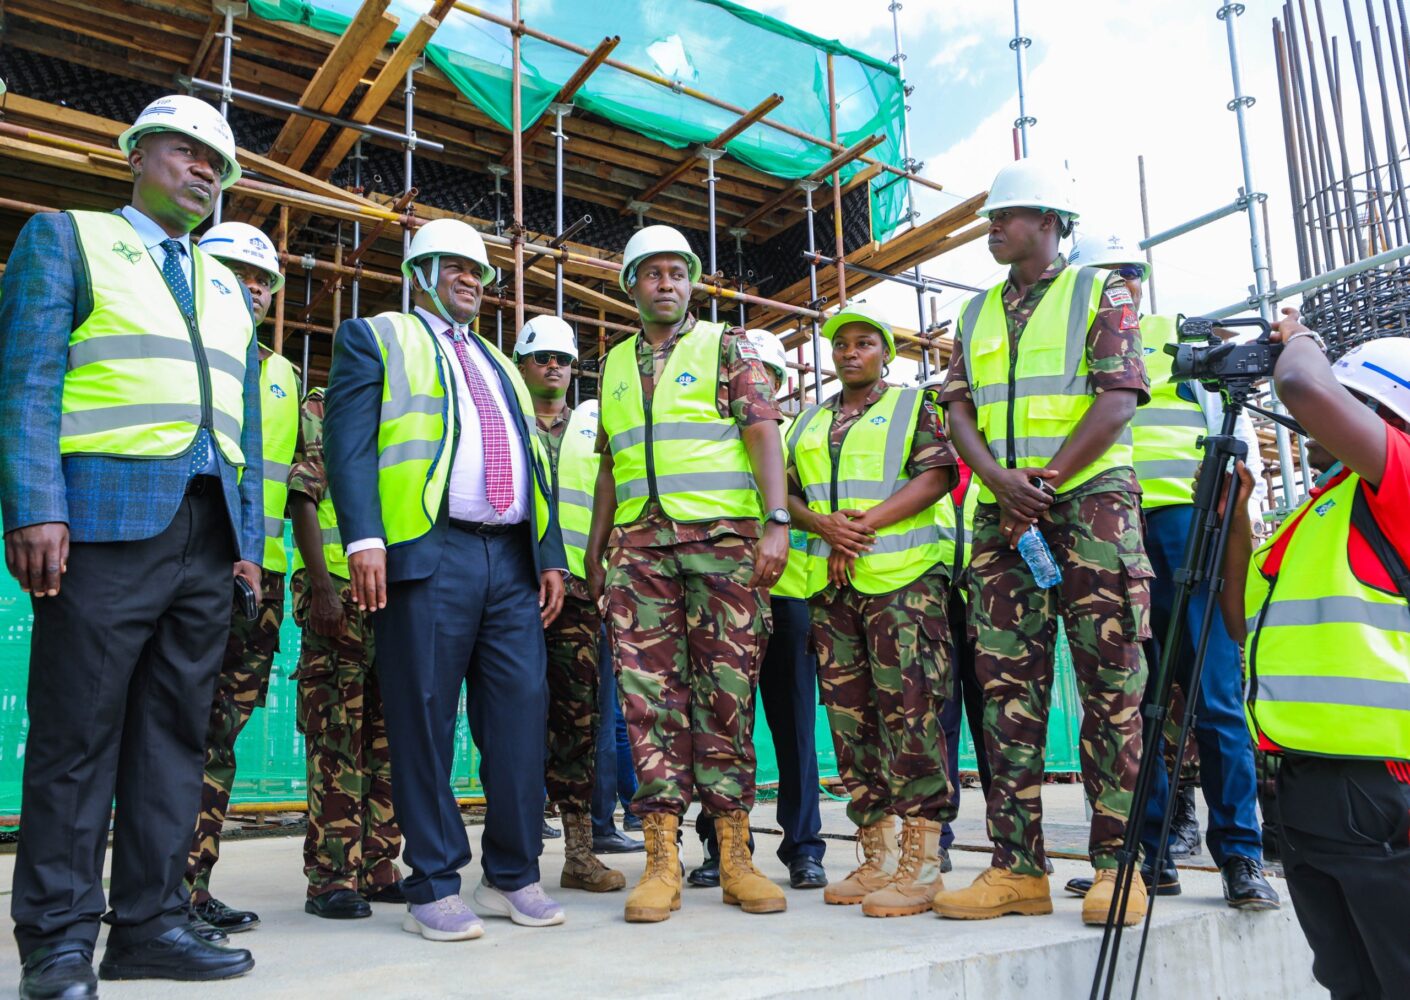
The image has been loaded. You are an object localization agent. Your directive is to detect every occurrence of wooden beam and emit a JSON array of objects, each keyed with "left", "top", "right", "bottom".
[
  {"left": 502, "top": 35, "right": 621, "bottom": 166},
  {"left": 735, "top": 132, "right": 885, "bottom": 232},
  {"left": 627, "top": 93, "right": 783, "bottom": 213}
]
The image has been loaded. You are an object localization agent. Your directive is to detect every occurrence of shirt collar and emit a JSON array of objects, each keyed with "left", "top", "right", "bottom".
[
  {"left": 119, "top": 205, "right": 190, "bottom": 257},
  {"left": 823, "top": 379, "right": 890, "bottom": 413},
  {"left": 537, "top": 405, "right": 572, "bottom": 433},
  {"left": 414, "top": 305, "right": 469, "bottom": 341},
  {"left": 1003, "top": 253, "right": 1067, "bottom": 299}
]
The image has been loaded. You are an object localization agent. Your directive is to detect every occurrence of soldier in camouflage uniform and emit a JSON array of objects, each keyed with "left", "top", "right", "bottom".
[
  {"left": 185, "top": 227, "right": 299, "bottom": 934},
  {"left": 584, "top": 226, "right": 790, "bottom": 923},
  {"left": 288, "top": 387, "right": 402, "bottom": 919},
  {"left": 511, "top": 315, "right": 624, "bottom": 893},
  {"left": 786, "top": 306, "right": 959, "bottom": 918},
  {"left": 931, "top": 161, "right": 1153, "bottom": 927}
]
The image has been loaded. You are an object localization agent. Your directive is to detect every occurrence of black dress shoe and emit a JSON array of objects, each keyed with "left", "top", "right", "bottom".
[
  {"left": 1167, "top": 785, "right": 1203, "bottom": 858},
  {"left": 98, "top": 925, "right": 253, "bottom": 982},
  {"left": 788, "top": 857, "right": 828, "bottom": 889},
  {"left": 191, "top": 896, "right": 259, "bottom": 933},
  {"left": 592, "top": 828, "right": 645, "bottom": 854},
  {"left": 19, "top": 942, "right": 96, "bottom": 1000},
  {"left": 1065, "top": 863, "right": 1181, "bottom": 898},
  {"left": 304, "top": 888, "right": 372, "bottom": 919},
  {"left": 687, "top": 851, "right": 721, "bottom": 888},
  {"left": 187, "top": 916, "right": 228, "bottom": 944},
  {"left": 362, "top": 880, "right": 407, "bottom": 904},
  {"left": 1222, "top": 856, "right": 1280, "bottom": 910},
  {"left": 542, "top": 818, "right": 562, "bottom": 839}
]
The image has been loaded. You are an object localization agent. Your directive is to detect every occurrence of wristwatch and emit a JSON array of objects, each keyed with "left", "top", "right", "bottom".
[
  {"left": 1286, "top": 328, "right": 1327, "bottom": 352},
  {"left": 765, "top": 507, "right": 791, "bottom": 527}
]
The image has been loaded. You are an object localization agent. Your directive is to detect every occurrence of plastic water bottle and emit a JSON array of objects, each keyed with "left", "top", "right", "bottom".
[{"left": 1016, "top": 525, "right": 1062, "bottom": 589}]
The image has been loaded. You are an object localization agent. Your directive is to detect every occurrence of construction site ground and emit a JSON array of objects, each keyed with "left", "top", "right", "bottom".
[{"left": 0, "top": 784, "right": 1316, "bottom": 999}]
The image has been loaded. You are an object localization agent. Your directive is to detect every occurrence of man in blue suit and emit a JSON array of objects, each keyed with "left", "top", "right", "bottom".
[
  {"left": 0, "top": 95, "right": 262, "bottom": 999},
  {"left": 324, "top": 218, "right": 567, "bottom": 943}
]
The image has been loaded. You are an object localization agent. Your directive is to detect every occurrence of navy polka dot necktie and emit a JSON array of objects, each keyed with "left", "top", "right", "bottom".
[{"left": 162, "top": 239, "right": 213, "bottom": 476}]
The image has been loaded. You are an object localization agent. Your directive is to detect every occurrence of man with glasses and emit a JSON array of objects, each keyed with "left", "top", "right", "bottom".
[{"left": 512, "top": 316, "right": 627, "bottom": 895}]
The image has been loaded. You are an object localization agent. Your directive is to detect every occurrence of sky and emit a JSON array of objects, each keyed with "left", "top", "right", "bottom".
[{"left": 735, "top": 0, "right": 1385, "bottom": 342}]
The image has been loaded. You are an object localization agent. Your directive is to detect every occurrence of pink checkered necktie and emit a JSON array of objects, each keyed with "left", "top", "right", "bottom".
[{"left": 449, "top": 328, "right": 515, "bottom": 514}]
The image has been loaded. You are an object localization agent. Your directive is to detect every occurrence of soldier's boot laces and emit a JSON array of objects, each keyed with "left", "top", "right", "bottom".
[
  {"left": 623, "top": 813, "right": 681, "bottom": 923},
  {"left": 559, "top": 810, "right": 626, "bottom": 893},
  {"left": 861, "top": 817, "right": 944, "bottom": 917},
  {"left": 1082, "top": 867, "right": 1147, "bottom": 927},
  {"left": 824, "top": 817, "right": 899, "bottom": 906},
  {"left": 716, "top": 810, "right": 786, "bottom": 914},
  {"left": 931, "top": 866, "right": 1054, "bottom": 920}
]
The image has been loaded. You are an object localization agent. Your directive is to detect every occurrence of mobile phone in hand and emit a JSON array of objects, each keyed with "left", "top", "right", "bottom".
[{"left": 234, "top": 575, "right": 259, "bottom": 621}]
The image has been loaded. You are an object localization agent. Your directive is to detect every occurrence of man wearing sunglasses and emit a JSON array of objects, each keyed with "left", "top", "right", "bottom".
[
  {"left": 1063, "top": 231, "right": 1278, "bottom": 911},
  {"left": 511, "top": 316, "right": 627, "bottom": 896}
]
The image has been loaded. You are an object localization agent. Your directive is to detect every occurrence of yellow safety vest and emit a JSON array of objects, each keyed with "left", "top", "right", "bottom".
[
  {"left": 367, "top": 312, "right": 550, "bottom": 548},
  {"left": 791, "top": 386, "right": 945, "bottom": 595},
  {"left": 1245, "top": 472, "right": 1410, "bottom": 760},
  {"left": 62, "top": 211, "right": 254, "bottom": 465},
  {"left": 958, "top": 266, "right": 1132, "bottom": 503},
  {"left": 547, "top": 401, "right": 600, "bottom": 580},
  {"left": 1132, "top": 315, "right": 1205, "bottom": 509},
  {"left": 599, "top": 321, "right": 761, "bottom": 525},
  {"left": 258, "top": 350, "right": 300, "bottom": 573},
  {"left": 775, "top": 414, "right": 818, "bottom": 600}
]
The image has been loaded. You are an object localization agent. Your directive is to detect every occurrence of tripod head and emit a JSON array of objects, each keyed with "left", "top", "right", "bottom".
[{"left": 1170, "top": 315, "right": 1278, "bottom": 409}]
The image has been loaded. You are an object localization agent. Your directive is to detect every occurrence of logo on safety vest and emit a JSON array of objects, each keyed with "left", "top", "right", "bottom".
[
  {"left": 270, "top": 384, "right": 287, "bottom": 399},
  {"left": 869, "top": 414, "right": 888, "bottom": 425},
  {"left": 1314, "top": 498, "right": 1337, "bottom": 516},
  {"left": 580, "top": 428, "right": 594, "bottom": 437},
  {"left": 210, "top": 278, "right": 232, "bottom": 295},
  {"left": 675, "top": 372, "right": 698, "bottom": 387},
  {"left": 612, "top": 381, "right": 629, "bottom": 401},
  {"left": 1144, "top": 346, "right": 1157, "bottom": 355},
  {"left": 111, "top": 241, "right": 143, "bottom": 264}
]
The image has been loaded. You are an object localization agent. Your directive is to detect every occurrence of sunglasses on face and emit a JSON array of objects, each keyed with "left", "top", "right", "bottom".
[
  {"left": 1115, "top": 265, "right": 1145, "bottom": 280},
  {"left": 530, "top": 351, "right": 573, "bottom": 367}
]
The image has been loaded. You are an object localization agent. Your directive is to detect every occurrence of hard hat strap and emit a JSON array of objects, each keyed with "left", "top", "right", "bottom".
[{"left": 413, "top": 256, "right": 457, "bottom": 328}]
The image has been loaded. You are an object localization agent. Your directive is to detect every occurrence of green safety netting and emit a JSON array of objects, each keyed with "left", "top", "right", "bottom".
[
  {"left": 245, "top": 0, "right": 909, "bottom": 240},
  {"left": 0, "top": 528, "right": 1083, "bottom": 817}
]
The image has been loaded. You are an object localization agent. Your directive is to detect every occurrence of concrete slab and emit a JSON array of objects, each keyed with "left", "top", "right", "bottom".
[{"left": 0, "top": 788, "right": 1319, "bottom": 999}]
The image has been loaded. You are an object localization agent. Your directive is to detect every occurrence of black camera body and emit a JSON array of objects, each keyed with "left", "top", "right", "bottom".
[{"left": 1167, "top": 315, "right": 1281, "bottom": 392}]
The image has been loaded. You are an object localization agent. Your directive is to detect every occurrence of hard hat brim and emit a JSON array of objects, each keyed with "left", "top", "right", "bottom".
[
  {"left": 401, "top": 255, "right": 496, "bottom": 289},
  {"left": 618, "top": 251, "right": 703, "bottom": 293},
  {"left": 117, "top": 123, "right": 242, "bottom": 191},
  {"left": 821, "top": 310, "right": 896, "bottom": 362}
]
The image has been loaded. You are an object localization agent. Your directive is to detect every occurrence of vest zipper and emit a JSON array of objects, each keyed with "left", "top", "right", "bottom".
[
  {"left": 643, "top": 398, "right": 659, "bottom": 502},
  {"left": 1005, "top": 342, "right": 1017, "bottom": 469}
]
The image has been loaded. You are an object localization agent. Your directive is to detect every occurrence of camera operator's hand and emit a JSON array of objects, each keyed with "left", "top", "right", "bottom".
[
  {"left": 1267, "top": 306, "right": 1311, "bottom": 344},
  {"left": 986, "top": 466, "right": 1057, "bottom": 521}
]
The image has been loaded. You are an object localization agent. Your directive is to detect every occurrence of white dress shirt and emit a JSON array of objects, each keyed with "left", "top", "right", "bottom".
[{"left": 347, "top": 307, "right": 529, "bottom": 556}]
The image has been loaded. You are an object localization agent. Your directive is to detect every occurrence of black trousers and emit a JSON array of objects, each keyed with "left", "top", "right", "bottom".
[
  {"left": 946, "top": 587, "right": 991, "bottom": 796},
  {"left": 12, "top": 490, "right": 234, "bottom": 959},
  {"left": 1278, "top": 754, "right": 1410, "bottom": 1000}
]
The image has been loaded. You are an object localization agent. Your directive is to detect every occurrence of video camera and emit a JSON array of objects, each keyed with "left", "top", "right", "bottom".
[{"left": 1167, "top": 315, "right": 1279, "bottom": 393}]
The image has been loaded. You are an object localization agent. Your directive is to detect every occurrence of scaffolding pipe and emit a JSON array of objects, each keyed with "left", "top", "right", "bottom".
[
  {"left": 703, "top": 147, "right": 724, "bottom": 322},
  {"left": 802, "top": 252, "right": 984, "bottom": 293},
  {"left": 1206, "top": 240, "right": 1410, "bottom": 316},
  {"left": 512, "top": 0, "right": 526, "bottom": 336},
  {"left": 1010, "top": 0, "right": 1036, "bottom": 156},
  {"left": 825, "top": 55, "right": 848, "bottom": 308},
  {"left": 551, "top": 102, "right": 571, "bottom": 317},
  {"left": 801, "top": 180, "right": 825, "bottom": 402},
  {"left": 890, "top": 0, "right": 929, "bottom": 380},
  {"left": 213, "top": 3, "right": 235, "bottom": 226},
  {"left": 301, "top": 268, "right": 312, "bottom": 396},
  {"left": 402, "top": 64, "right": 415, "bottom": 312},
  {"left": 1139, "top": 194, "right": 1251, "bottom": 250},
  {"left": 730, "top": 228, "right": 749, "bottom": 327},
  {"left": 1137, "top": 154, "right": 1159, "bottom": 312},
  {"left": 351, "top": 138, "right": 363, "bottom": 317}
]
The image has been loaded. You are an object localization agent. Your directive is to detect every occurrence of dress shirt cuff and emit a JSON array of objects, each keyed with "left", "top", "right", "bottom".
[{"left": 345, "top": 537, "right": 386, "bottom": 555}]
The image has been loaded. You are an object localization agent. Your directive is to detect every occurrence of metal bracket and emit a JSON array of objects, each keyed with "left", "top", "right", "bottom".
[
  {"left": 405, "top": 130, "right": 418, "bottom": 152},
  {"left": 212, "top": 1, "right": 248, "bottom": 17},
  {"left": 699, "top": 146, "right": 726, "bottom": 163},
  {"left": 1226, "top": 94, "right": 1256, "bottom": 112},
  {"left": 299, "top": 253, "right": 316, "bottom": 272},
  {"left": 1009, "top": 35, "right": 1032, "bottom": 51},
  {"left": 1216, "top": 3, "right": 1246, "bottom": 20},
  {"left": 626, "top": 200, "right": 652, "bottom": 228},
  {"left": 1013, "top": 115, "right": 1037, "bottom": 129},
  {"left": 806, "top": 296, "right": 828, "bottom": 312},
  {"left": 795, "top": 179, "right": 821, "bottom": 193}
]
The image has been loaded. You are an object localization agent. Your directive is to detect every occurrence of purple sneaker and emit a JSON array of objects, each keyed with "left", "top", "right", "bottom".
[
  {"left": 401, "top": 895, "right": 484, "bottom": 941},
  {"left": 473, "top": 878, "right": 566, "bottom": 927}
]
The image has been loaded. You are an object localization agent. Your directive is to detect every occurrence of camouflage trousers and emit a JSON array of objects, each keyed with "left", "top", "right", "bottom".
[
  {"left": 604, "top": 535, "right": 769, "bottom": 817},
  {"left": 969, "top": 491, "right": 1152, "bottom": 876},
  {"left": 810, "top": 568, "right": 955, "bottom": 829},
  {"left": 545, "top": 593, "right": 601, "bottom": 812},
  {"left": 291, "top": 569, "right": 401, "bottom": 897},
  {"left": 1163, "top": 684, "right": 1201, "bottom": 785},
  {"left": 185, "top": 570, "right": 284, "bottom": 903}
]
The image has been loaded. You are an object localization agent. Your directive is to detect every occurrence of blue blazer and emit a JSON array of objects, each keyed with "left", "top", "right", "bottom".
[
  {"left": 0, "top": 212, "right": 264, "bottom": 560},
  {"left": 323, "top": 312, "right": 566, "bottom": 583}
]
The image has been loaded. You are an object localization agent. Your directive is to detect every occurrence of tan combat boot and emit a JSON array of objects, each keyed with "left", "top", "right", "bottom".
[
  {"left": 716, "top": 810, "right": 786, "bottom": 914},
  {"left": 861, "top": 817, "right": 944, "bottom": 917},
  {"left": 559, "top": 809, "right": 626, "bottom": 893},
  {"left": 931, "top": 866, "right": 1053, "bottom": 919},
  {"left": 1081, "top": 867, "right": 1147, "bottom": 927},
  {"left": 623, "top": 813, "right": 681, "bottom": 923},
  {"left": 824, "top": 817, "right": 899, "bottom": 905}
]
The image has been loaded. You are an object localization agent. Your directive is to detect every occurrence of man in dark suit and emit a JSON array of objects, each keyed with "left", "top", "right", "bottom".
[
  {"left": 0, "top": 95, "right": 262, "bottom": 999},
  {"left": 324, "top": 218, "right": 567, "bottom": 943}
]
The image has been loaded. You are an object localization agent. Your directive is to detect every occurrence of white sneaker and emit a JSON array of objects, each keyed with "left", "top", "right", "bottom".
[
  {"left": 472, "top": 878, "right": 566, "bottom": 927},
  {"left": 401, "top": 895, "right": 485, "bottom": 941}
]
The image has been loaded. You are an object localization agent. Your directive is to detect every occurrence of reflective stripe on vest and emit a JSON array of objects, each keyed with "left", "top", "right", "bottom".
[
  {"left": 599, "top": 321, "right": 760, "bottom": 525},
  {"left": 1132, "top": 314, "right": 1204, "bottom": 509},
  {"left": 959, "top": 266, "right": 1133, "bottom": 502},
  {"left": 368, "top": 312, "right": 550, "bottom": 548},
  {"left": 62, "top": 211, "right": 254, "bottom": 465},
  {"left": 259, "top": 351, "right": 300, "bottom": 573},
  {"left": 792, "top": 386, "right": 944, "bottom": 595},
  {"left": 774, "top": 414, "right": 817, "bottom": 600},
  {"left": 553, "top": 403, "right": 600, "bottom": 580},
  {"left": 1244, "top": 473, "right": 1410, "bottom": 760}
]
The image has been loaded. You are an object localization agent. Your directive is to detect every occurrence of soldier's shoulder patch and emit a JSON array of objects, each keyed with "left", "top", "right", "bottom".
[
  {"left": 1106, "top": 287, "right": 1135, "bottom": 307},
  {"left": 735, "top": 337, "right": 760, "bottom": 361}
]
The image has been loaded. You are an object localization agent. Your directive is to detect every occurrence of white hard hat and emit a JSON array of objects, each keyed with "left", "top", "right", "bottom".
[
  {"left": 1332, "top": 336, "right": 1410, "bottom": 424},
  {"left": 513, "top": 315, "right": 578, "bottom": 360},
  {"left": 199, "top": 221, "right": 284, "bottom": 293},
  {"left": 978, "top": 158, "right": 1080, "bottom": 227},
  {"left": 1069, "top": 229, "right": 1150, "bottom": 281},
  {"left": 402, "top": 218, "right": 495, "bottom": 288},
  {"left": 118, "top": 95, "right": 241, "bottom": 190},
  {"left": 821, "top": 303, "right": 896, "bottom": 362},
  {"left": 619, "top": 225, "right": 702, "bottom": 292},
  {"left": 745, "top": 329, "right": 788, "bottom": 380}
]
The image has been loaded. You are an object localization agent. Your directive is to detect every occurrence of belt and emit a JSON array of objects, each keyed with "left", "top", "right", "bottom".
[
  {"left": 449, "top": 518, "right": 524, "bottom": 536},
  {"left": 186, "top": 474, "right": 220, "bottom": 497}
]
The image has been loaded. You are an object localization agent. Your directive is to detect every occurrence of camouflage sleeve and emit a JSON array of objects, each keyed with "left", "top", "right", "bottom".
[
  {"left": 1088, "top": 272, "right": 1151, "bottom": 403},
  {"left": 937, "top": 344, "right": 973, "bottom": 407},
  {"left": 907, "top": 389, "right": 960, "bottom": 478},
  {"left": 287, "top": 391, "right": 327, "bottom": 503},
  {"left": 721, "top": 330, "right": 782, "bottom": 427}
]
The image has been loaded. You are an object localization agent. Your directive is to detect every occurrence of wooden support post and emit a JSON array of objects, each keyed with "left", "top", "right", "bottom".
[
  {"left": 826, "top": 54, "right": 848, "bottom": 307},
  {"left": 506, "top": 35, "right": 620, "bottom": 165}
]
